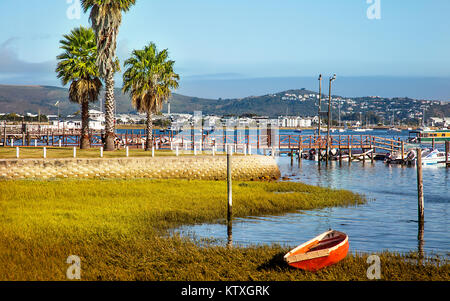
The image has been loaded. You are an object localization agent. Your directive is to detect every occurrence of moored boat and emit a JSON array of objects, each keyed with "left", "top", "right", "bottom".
[
  {"left": 410, "top": 129, "right": 450, "bottom": 143},
  {"left": 284, "top": 230, "right": 349, "bottom": 271},
  {"left": 421, "top": 149, "right": 449, "bottom": 166}
]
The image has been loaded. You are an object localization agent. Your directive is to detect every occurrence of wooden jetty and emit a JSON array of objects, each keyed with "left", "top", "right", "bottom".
[{"left": 1, "top": 124, "right": 411, "bottom": 163}]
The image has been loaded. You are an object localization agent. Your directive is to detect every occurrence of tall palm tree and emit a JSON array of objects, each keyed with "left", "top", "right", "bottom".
[
  {"left": 56, "top": 26, "right": 102, "bottom": 149},
  {"left": 122, "top": 43, "right": 179, "bottom": 151},
  {"left": 81, "top": 0, "right": 136, "bottom": 151}
]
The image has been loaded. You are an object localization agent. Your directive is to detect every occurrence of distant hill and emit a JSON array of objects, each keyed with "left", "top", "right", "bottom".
[
  {"left": 2, "top": 84, "right": 448, "bottom": 122},
  {"left": 0, "top": 84, "right": 320, "bottom": 117}
]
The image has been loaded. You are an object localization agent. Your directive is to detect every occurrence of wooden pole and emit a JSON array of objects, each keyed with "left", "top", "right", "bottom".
[
  {"left": 401, "top": 141, "right": 405, "bottom": 163},
  {"left": 432, "top": 138, "right": 435, "bottom": 150},
  {"left": 2, "top": 126, "right": 6, "bottom": 147},
  {"left": 318, "top": 74, "right": 322, "bottom": 137},
  {"left": 227, "top": 145, "right": 233, "bottom": 248},
  {"left": 445, "top": 141, "right": 449, "bottom": 167},
  {"left": 348, "top": 145, "right": 352, "bottom": 165},
  {"left": 416, "top": 148, "right": 424, "bottom": 222}
]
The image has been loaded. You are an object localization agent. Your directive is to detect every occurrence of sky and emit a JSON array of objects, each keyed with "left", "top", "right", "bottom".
[{"left": 0, "top": 0, "right": 449, "bottom": 100}]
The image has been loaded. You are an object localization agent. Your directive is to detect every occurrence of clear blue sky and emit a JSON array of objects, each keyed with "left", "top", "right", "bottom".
[{"left": 0, "top": 0, "right": 449, "bottom": 99}]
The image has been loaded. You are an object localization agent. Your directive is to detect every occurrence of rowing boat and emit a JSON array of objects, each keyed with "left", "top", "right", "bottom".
[{"left": 284, "top": 230, "right": 349, "bottom": 271}]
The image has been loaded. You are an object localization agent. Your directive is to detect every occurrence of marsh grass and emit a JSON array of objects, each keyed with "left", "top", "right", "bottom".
[{"left": 0, "top": 178, "right": 447, "bottom": 281}]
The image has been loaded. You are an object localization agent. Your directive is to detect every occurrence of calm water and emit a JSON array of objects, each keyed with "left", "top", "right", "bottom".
[{"left": 176, "top": 151, "right": 449, "bottom": 257}]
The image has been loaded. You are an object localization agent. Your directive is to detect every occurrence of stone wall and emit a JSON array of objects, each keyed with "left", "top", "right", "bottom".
[{"left": 0, "top": 155, "right": 280, "bottom": 181}]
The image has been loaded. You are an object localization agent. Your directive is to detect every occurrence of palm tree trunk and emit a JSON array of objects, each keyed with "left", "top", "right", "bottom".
[
  {"left": 104, "top": 71, "right": 116, "bottom": 151},
  {"left": 146, "top": 112, "right": 153, "bottom": 151},
  {"left": 80, "top": 100, "right": 90, "bottom": 149}
]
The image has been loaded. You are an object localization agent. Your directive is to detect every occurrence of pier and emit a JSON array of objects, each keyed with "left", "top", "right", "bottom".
[{"left": 1, "top": 125, "right": 410, "bottom": 162}]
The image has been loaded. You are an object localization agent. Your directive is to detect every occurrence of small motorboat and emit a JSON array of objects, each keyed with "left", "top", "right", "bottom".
[
  {"left": 421, "top": 149, "right": 449, "bottom": 166},
  {"left": 284, "top": 230, "right": 349, "bottom": 271}
]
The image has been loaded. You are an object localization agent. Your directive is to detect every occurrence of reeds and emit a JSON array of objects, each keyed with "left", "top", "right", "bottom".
[{"left": 0, "top": 178, "right": 447, "bottom": 281}]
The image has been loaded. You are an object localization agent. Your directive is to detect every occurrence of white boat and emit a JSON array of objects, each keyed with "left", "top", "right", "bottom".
[
  {"left": 353, "top": 128, "right": 367, "bottom": 132},
  {"left": 421, "top": 149, "right": 449, "bottom": 166},
  {"left": 338, "top": 129, "right": 346, "bottom": 133},
  {"left": 389, "top": 128, "right": 402, "bottom": 132}
]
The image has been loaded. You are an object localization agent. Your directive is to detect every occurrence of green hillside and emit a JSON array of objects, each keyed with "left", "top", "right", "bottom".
[{"left": 0, "top": 84, "right": 319, "bottom": 117}]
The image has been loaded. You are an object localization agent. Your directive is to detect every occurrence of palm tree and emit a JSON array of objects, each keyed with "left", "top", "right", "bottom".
[
  {"left": 56, "top": 26, "right": 102, "bottom": 149},
  {"left": 81, "top": 0, "right": 136, "bottom": 151},
  {"left": 122, "top": 43, "right": 179, "bottom": 151}
]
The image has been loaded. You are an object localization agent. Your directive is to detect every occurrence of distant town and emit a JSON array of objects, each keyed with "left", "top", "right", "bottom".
[{"left": 1, "top": 88, "right": 449, "bottom": 131}]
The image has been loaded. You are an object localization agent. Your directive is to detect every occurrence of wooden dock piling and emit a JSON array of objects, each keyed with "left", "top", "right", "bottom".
[
  {"left": 416, "top": 148, "right": 424, "bottom": 222},
  {"left": 445, "top": 141, "right": 449, "bottom": 167},
  {"left": 227, "top": 145, "right": 233, "bottom": 249}
]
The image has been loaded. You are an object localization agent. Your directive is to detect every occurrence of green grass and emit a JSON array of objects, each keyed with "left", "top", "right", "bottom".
[
  {"left": 0, "top": 178, "right": 447, "bottom": 281},
  {"left": 0, "top": 147, "right": 229, "bottom": 159}
]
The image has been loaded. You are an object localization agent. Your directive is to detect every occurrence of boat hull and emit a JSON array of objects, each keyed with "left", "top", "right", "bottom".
[
  {"left": 288, "top": 240, "right": 349, "bottom": 271},
  {"left": 284, "top": 230, "right": 349, "bottom": 272}
]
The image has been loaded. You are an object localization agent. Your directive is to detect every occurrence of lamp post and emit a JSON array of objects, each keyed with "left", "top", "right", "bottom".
[
  {"left": 326, "top": 74, "right": 336, "bottom": 161},
  {"left": 317, "top": 74, "right": 322, "bottom": 138}
]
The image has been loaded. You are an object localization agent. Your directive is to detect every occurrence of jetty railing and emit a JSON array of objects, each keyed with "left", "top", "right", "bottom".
[{"left": 1, "top": 125, "right": 404, "bottom": 154}]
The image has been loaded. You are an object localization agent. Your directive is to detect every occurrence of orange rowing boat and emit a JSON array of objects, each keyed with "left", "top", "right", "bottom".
[{"left": 284, "top": 230, "right": 349, "bottom": 271}]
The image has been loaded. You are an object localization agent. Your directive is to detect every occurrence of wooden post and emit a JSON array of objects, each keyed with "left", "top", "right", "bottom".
[
  {"left": 432, "top": 138, "right": 435, "bottom": 150},
  {"left": 401, "top": 141, "right": 405, "bottom": 163},
  {"left": 227, "top": 145, "right": 233, "bottom": 249},
  {"left": 2, "top": 127, "right": 6, "bottom": 147},
  {"left": 348, "top": 145, "right": 352, "bottom": 165},
  {"left": 371, "top": 143, "right": 375, "bottom": 164},
  {"left": 416, "top": 148, "right": 424, "bottom": 222},
  {"left": 417, "top": 146, "right": 425, "bottom": 259},
  {"left": 298, "top": 145, "right": 302, "bottom": 164},
  {"left": 445, "top": 141, "right": 449, "bottom": 167},
  {"left": 290, "top": 149, "right": 294, "bottom": 165}
]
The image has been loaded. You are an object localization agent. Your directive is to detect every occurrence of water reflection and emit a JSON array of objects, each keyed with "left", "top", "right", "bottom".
[{"left": 176, "top": 157, "right": 449, "bottom": 257}]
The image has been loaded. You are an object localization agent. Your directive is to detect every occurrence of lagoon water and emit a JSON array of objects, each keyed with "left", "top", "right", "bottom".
[{"left": 176, "top": 132, "right": 449, "bottom": 257}]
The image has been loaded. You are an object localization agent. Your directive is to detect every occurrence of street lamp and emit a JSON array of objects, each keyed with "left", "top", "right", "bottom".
[
  {"left": 317, "top": 74, "right": 322, "bottom": 137},
  {"left": 326, "top": 74, "right": 336, "bottom": 161}
]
